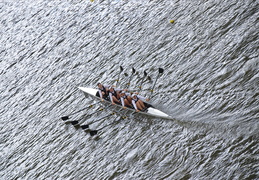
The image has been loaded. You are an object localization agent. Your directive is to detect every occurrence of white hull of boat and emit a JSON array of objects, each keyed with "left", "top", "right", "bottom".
[{"left": 78, "top": 87, "right": 172, "bottom": 119}]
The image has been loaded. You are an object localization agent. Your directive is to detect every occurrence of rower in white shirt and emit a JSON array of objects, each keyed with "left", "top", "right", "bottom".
[
  {"left": 108, "top": 86, "right": 122, "bottom": 105},
  {"left": 119, "top": 91, "right": 132, "bottom": 109},
  {"left": 131, "top": 93, "right": 149, "bottom": 112}
]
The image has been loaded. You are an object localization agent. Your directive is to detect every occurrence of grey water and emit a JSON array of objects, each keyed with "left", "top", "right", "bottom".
[{"left": 0, "top": 0, "right": 258, "bottom": 179}]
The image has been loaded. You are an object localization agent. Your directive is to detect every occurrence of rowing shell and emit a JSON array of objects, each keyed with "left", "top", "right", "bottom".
[{"left": 78, "top": 87, "right": 172, "bottom": 119}]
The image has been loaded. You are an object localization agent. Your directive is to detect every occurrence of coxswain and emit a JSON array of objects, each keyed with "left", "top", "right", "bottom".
[{"left": 97, "top": 83, "right": 109, "bottom": 100}]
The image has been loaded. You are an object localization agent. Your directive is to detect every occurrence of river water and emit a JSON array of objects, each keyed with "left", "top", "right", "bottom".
[{"left": 1, "top": 0, "right": 258, "bottom": 179}]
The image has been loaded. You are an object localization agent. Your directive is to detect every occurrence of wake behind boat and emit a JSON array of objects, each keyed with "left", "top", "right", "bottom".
[{"left": 78, "top": 87, "right": 172, "bottom": 119}]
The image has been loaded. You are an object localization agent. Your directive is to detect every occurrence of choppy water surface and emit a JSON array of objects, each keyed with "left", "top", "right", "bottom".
[{"left": 1, "top": 0, "right": 258, "bottom": 179}]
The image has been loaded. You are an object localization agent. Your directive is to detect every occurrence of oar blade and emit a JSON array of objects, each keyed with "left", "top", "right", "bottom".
[
  {"left": 132, "top": 67, "right": 136, "bottom": 74},
  {"left": 90, "top": 130, "right": 98, "bottom": 136},
  {"left": 144, "top": 70, "right": 147, "bottom": 77},
  {"left": 61, "top": 116, "right": 69, "bottom": 120},
  {"left": 120, "top": 66, "right": 123, "bottom": 72},
  {"left": 81, "top": 125, "right": 89, "bottom": 129},
  {"left": 159, "top": 68, "right": 164, "bottom": 74},
  {"left": 71, "top": 121, "right": 79, "bottom": 126}
]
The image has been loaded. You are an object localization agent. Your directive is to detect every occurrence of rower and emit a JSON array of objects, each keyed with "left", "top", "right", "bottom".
[
  {"left": 97, "top": 83, "right": 109, "bottom": 100},
  {"left": 131, "top": 93, "right": 148, "bottom": 112},
  {"left": 108, "top": 86, "right": 121, "bottom": 105},
  {"left": 119, "top": 91, "right": 132, "bottom": 109}
]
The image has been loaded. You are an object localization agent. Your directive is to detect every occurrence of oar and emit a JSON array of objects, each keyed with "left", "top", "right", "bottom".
[
  {"left": 115, "top": 66, "right": 124, "bottom": 87},
  {"left": 69, "top": 106, "right": 107, "bottom": 125},
  {"left": 149, "top": 68, "right": 164, "bottom": 99},
  {"left": 125, "top": 67, "right": 136, "bottom": 89},
  {"left": 61, "top": 102, "right": 99, "bottom": 120},
  {"left": 138, "top": 70, "right": 148, "bottom": 91},
  {"left": 89, "top": 115, "right": 128, "bottom": 136},
  {"left": 81, "top": 112, "right": 116, "bottom": 130},
  {"left": 70, "top": 104, "right": 113, "bottom": 125}
]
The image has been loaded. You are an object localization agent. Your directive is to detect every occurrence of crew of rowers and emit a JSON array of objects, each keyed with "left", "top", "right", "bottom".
[{"left": 97, "top": 83, "right": 150, "bottom": 112}]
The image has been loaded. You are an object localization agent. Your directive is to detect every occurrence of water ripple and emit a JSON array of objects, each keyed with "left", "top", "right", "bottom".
[{"left": 0, "top": 0, "right": 258, "bottom": 179}]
